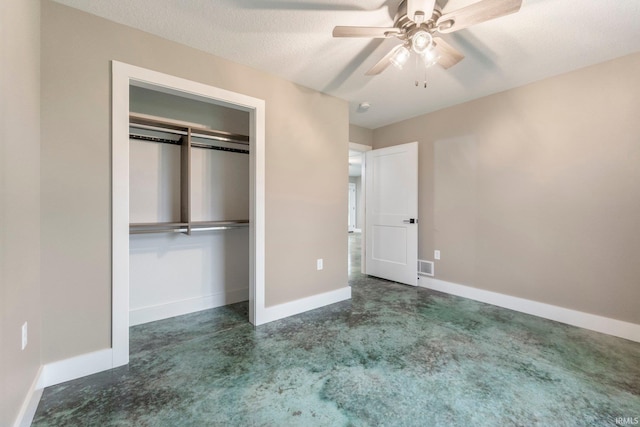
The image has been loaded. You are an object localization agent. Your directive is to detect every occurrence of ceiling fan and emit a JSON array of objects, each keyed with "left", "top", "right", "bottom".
[{"left": 333, "top": 0, "right": 522, "bottom": 75}]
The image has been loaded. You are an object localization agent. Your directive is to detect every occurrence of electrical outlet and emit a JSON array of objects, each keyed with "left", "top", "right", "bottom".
[
  {"left": 22, "top": 322, "right": 28, "bottom": 350},
  {"left": 434, "top": 250, "right": 441, "bottom": 260},
  {"left": 317, "top": 259, "right": 323, "bottom": 270}
]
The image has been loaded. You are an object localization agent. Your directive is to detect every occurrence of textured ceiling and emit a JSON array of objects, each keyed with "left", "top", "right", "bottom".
[{"left": 53, "top": 0, "right": 640, "bottom": 129}]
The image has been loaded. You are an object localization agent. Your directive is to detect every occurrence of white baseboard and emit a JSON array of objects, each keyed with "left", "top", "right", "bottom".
[
  {"left": 419, "top": 277, "right": 640, "bottom": 343},
  {"left": 129, "top": 287, "right": 249, "bottom": 326},
  {"left": 38, "top": 348, "right": 114, "bottom": 389},
  {"left": 261, "top": 286, "right": 352, "bottom": 324},
  {"left": 13, "top": 366, "right": 43, "bottom": 427}
]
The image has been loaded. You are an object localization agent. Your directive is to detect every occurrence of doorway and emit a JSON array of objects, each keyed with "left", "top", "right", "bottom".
[
  {"left": 111, "top": 61, "right": 266, "bottom": 368},
  {"left": 348, "top": 183, "right": 357, "bottom": 232},
  {"left": 348, "top": 142, "right": 371, "bottom": 278}
]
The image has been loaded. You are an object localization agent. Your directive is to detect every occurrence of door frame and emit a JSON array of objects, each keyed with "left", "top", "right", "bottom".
[{"left": 111, "top": 61, "right": 266, "bottom": 368}]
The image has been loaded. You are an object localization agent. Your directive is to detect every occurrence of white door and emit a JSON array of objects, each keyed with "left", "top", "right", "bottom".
[
  {"left": 348, "top": 183, "right": 357, "bottom": 232},
  {"left": 365, "top": 142, "right": 418, "bottom": 286}
]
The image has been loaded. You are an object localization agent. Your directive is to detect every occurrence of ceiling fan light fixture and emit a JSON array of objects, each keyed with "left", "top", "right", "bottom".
[
  {"left": 422, "top": 44, "right": 441, "bottom": 67},
  {"left": 389, "top": 45, "right": 411, "bottom": 69},
  {"left": 411, "top": 30, "right": 433, "bottom": 55}
]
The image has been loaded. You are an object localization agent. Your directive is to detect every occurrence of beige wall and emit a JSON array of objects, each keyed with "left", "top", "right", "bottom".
[
  {"left": 1, "top": 0, "right": 42, "bottom": 424},
  {"left": 41, "top": 1, "right": 348, "bottom": 363},
  {"left": 374, "top": 53, "right": 640, "bottom": 324},
  {"left": 349, "top": 124, "right": 373, "bottom": 146}
]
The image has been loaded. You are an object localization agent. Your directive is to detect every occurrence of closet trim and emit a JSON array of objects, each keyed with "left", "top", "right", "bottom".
[{"left": 111, "top": 61, "right": 266, "bottom": 369}]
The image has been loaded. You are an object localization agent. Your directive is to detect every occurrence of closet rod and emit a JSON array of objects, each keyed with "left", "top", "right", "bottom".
[
  {"left": 192, "top": 225, "right": 248, "bottom": 232},
  {"left": 130, "top": 228, "right": 189, "bottom": 235},
  {"left": 130, "top": 225, "right": 247, "bottom": 234},
  {"left": 130, "top": 122, "right": 249, "bottom": 146},
  {"left": 130, "top": 220, "right": 249, "bottom": 235},
  {"left": 191, "top": 141, "right": 249, "bottom": 154},
  {"left": 129, "top": 133, "right": 180, "bottom": 145},
  {"left": 129, "top": 133, "right": 249, "bottom": 154}
]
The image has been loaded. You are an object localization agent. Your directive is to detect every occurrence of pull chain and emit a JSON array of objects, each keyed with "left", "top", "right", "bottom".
[
  {"left": 414, "top": 55, "right": 428, "bottom": 89},
  {"left": 424, "top": 65, "right": 428, "bottom": 88}
]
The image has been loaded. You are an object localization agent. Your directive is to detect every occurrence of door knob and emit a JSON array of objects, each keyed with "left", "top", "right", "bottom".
[{"left": 402, "top": 218, "right": 417, "bottom": 224}]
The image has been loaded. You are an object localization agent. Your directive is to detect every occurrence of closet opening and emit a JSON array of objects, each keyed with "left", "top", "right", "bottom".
[
  {"left": 128, "top": 86, "right": 251, "bottom": 327},
  {"left": 112, "top": 62, "right": 266, "bottom": 368}
]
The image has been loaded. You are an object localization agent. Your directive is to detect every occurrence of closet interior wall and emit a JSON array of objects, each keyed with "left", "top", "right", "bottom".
[{"left": 128, "top": 86, "right": 250, "bottom": 326}]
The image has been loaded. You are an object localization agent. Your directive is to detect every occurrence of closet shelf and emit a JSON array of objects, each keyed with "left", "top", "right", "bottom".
[
  {"left": 130, "top": 220, "right": 249, "bottom": 235},
  {"left": 129, "top": 112, "right": 249, "bottom": 236},
  {"left": 130, "top": 222, "right": 189, "bottom": 234},
  {"left": 130, "top": 112, "right": 249, "bottom": 146},
  {"left": 190, "top": 220, "right": 249, "bottom": 232}
]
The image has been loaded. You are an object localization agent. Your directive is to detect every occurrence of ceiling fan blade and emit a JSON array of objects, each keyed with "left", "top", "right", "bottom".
[
  {"left": 436, "top": 0, "right": 522, "bottom": 34},
  {"left": 407, "top": 0, "right": 436, "bottom": 23},
  {"left": 333, "top": 26, "right": 401, "bottom": 38},
  {"left": 365, "top": 45, "right": 402, "bottom": 75},
  {"left": 433, "top": 37, "right": 464, "bottom": 69}
]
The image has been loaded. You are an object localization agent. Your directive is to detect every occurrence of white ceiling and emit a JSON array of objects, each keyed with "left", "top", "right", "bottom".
[{"left": 54, "top": 0, "right": 640, "bottom": 129}]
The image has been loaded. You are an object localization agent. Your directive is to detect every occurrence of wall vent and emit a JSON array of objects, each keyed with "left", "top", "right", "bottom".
[{"left": 418, "top": 259, "right": 434, "bottom": 277}]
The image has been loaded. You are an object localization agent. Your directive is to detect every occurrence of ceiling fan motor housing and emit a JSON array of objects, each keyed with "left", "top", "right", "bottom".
[{"left": 395, "top": 0, "right": 443, "bottom": 37}]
